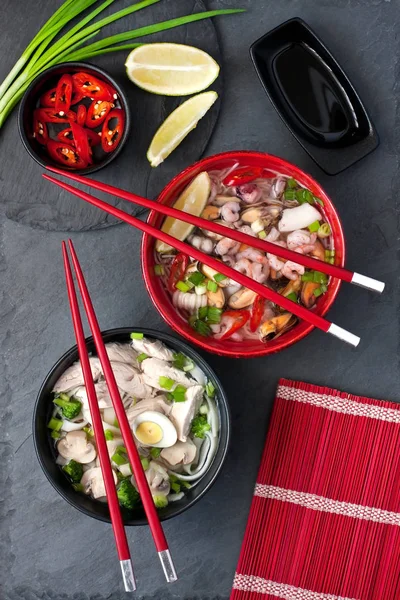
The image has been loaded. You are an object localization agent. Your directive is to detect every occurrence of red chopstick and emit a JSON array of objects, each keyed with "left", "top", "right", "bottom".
[
  {"left": 46, "top": 166, "right": 384, "bottom": 294},
  {"left": 67, "top": 240, "right": 177, "bottom": 584},
  {"left": 46, "top": 176, "right": 360, "bottom": 347},
  {"left": 62, "top": 241, "right": 136, "bottom": 593}
]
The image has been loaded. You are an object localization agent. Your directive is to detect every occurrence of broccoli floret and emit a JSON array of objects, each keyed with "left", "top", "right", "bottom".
[
  {"left": 62, "top": 459, "right": 83, "bottom": 483},
  {"left": 191, "top": 414, "right": 211, "bottom": 439},
  {"left": 117, "top": 479, "right": 140, "bottom": 510},
  {"left": 53, "top": 394, "right": 82, "bottom": 420},
  {"left": 153, "top": 495, "right": 168, "bottom": 509}
]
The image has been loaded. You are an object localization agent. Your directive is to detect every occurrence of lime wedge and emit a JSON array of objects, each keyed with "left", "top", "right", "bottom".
[
  {"left": 155, "top": 171, "right": 211, "bottom": 254},
  {"left": 147, "top": 91, "right": 218, "bottom": 168},
  {"left": 125, "top": 43, "right": 220, "bottom": 96}
]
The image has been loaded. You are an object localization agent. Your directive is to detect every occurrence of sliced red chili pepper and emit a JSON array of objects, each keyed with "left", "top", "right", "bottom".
[
  {"left": 33, "top": 109, "right": 49, "bottom": 145},
  {"left": 223, "top": 167, "right": 275, "bottom": 187},
  {"left": 70, "top": 122, "right": 92, "bottom": 166},
  {"left": 219, "top": 310, "right": 250, "bottom": 340},
  {"left": 101, "top": 108, "right": 125, "bottom": 153},
  {"left": 71, "top": 88, "right": 84, "bottom": 105},
  {"left": 85, "top": 128, "right": 101, "bottom": 147},
  {"left": 250, "top": 295, "right": 265, "bottom": 332},
  {"left": 72, "top": 72, "right": 113, "bottom": 102},
  {"left": 46, "top": 140, "right": 88, "bottom": 169},
  {"left": 40, "top": 87, "right": 56, "bottom": 108},
  {"left": 168, "top": 254, "right": 189, "bottom": 292},
  {"left": 57, "top": 128, "right": 74, "bottom": 144},
  {"left": 76, "top": 104, "right": 87, "bottom": 126},
  {"left": 55, "top": 74, "right": 73, "bottom": 115},
  {"left": 37, "top": 108, "right": 76, "bottom": 123},
  {"left": 86, "top": 99, "right": 114, "bottom": 128}
]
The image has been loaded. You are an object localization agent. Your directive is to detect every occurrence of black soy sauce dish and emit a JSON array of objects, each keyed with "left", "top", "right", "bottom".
[
  {"left": 33, "top": 328, "right": 231, "bottom": 526},
  {"left": 250, "top": 18, "right": 379, "bottom": 175},
  {"left": 18, "top": 62, "right": 131, "bottom": 175}
]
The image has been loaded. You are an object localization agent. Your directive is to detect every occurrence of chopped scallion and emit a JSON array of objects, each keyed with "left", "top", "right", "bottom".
[
  {"left": 154, "top": 264, "right": 164, "bottom": 276},
  {"left": 308, "top": 220, "right": 320, "bottom": 233},
  {"left": 198, "top": 306, "right": 208, "bottom": 320},
  {"left": 140, "top": 457, "right": 150, "bottom": 470},
  {"left": 159, "top": 376, "right": 175, "bottom": 390},
  {"left": 190, "top": 318, "right": 211, "bottom": 337},
  {"left": 150, "top": 447, "right": 162, "bottom": 459},
  {"left": 284, "top": 189, "right": 297, "bottom": 201},
  {"left": 130, "top": 332, "right": 143, "bottom": 340},
  {"left": 301, "top": 272, "right": 314, "bottom": 282},
  {"left": 296, "top": 189, "right": 314, "bottom": 204},
  {"left": 205, "top": 381, "right": 216, "bottom": 398},
  {"left": 286, "top": 292, "right": 298, "bottom": 302},
  {"left": 318, "top": 223, "right": 331, "bottom": 238},
  {"left": 313, "top": 287, "right": 324, "bottom": 298},
  {"left": 207, "top": 280, "right": 218, "bottom": 293},
  {"left": 258, "top": 230, "right": 267, "bottom": 239},
  {"left": 176, "top": 280, "right": 190, "bottom": 293},
  {"left": 104, "top": 429, "right": 114, "bottom": 441},
  {"left": 214, "top": 273, "right": 227, "bottom": 283},
  {"left": 188, "top": 271, "right": 206, "bottom": 286},
  {"left": 72, "top": 483, "right": 84, "bottom": 493},
  {"left": 313, "top": 271, "right": 328, "bottom": 284},
  {"left": 51, "top": 430, "right": 61, "bottom": 439},
  {"left": 112, "top": 452, "right": 128, "bottom": 466},
  {"left": 172, "top": 384, "right": 187, "bottom": 402},
  {"left": 314, "top": 196, "right": 325, "bottom": 206},
  {"left": 287, "top": 177, "right": 298, "bottom": 188},
  {"left": 137, "top": 352, "right": 148, "bottom": 363},
  {"left": 48, "top": 417, "right": 62, "bottom": 431},
  {"left": 171, "top": 481, "right": 181, "bottom": 493}
]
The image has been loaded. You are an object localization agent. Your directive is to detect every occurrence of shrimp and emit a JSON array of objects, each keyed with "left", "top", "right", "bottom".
[
  {"left": 187, "top": 234, "right": 214, "bottom": 254},
  {"left": 236, "top": 183, "right": 262, "bottom": 204},
  {"left": 215, "top": 237, "right": 241, "bottom": 256},
  {"left": 266, "top": 240, "right": 287, "bottom": 271},
  {"left": 235, "top": 225, "right": 256, "bottom": 237},
  {"left": 234, "top": 258, "right": 253, "bottom": 278},
  {"left": 221, "top": 254, "right": 236, "bottom": 268},
  {"left": 252, "top": 262, "right": 270, "bottom": 284},
  {"left": 287, "top": 230, "right": 317, "bottom": 254},
  {"left": 236, "top": 247, "right": 267, "bottom": 264},
  {"left": 173, "top": 290, "right": 207, "bottom": 313},
  {"left": 266, "top": 226, "right": 280, "bottom": 242},
  {"left": 281, "top": 261, "right": 305, "bottom": 280},
  {"left": 220, "top": 201, "right": 241, "bottom": 223}
]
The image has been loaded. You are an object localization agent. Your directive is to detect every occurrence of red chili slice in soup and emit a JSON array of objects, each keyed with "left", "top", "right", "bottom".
[
  {"left": 250, "top": 295, "right": 265, "bottom": 332},
  {"left": 168, "top": 254, "right": 189, "bottom": 292},
  {"left": 86, "top": 99, "right": 114, "bottom": 128},
  {"left": 219, "top": 310, "right": 250, "bottom": 340},
  {"left": 223, "top": 167, "right": 275, "bottom": 187}
]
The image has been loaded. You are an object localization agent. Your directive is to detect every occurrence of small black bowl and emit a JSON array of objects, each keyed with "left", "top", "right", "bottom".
[
  {"left": 18, "top": 62, "right": 131, "bottom": 175},
  {"left": 33, "top": 328, "right": 231, "bottom": 526}
]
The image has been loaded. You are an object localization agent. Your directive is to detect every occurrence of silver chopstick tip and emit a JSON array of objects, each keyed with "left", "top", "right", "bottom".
[
  {"left": 328, "top": 323, "right": 360, "bottom": 347},
  {"left": 351, "top": 272, "right": 385, "bottom": 293},
  {"left": 158, "top": 549, "right": 178, "bottom": 583},
  {"left": 120, "top": 559, "right": 136, "bottom": 592}
]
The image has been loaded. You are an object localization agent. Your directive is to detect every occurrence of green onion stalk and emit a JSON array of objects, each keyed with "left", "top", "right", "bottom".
[{"left": 0, "top": 0, "right": 244, "bottom": 128}]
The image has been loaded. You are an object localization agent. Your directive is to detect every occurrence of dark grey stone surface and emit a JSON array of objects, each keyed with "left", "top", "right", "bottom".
[{"left": 0, "top": 0, "right": 399, "bottom": 599}]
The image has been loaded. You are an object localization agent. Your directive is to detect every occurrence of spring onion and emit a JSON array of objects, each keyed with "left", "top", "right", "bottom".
[
  {"left": 199, "top": 403, "right": 209, "bottom": 415},
  {"left": 140, "top": 457, "right": 150, "bottom": 470},
  {"left": 313, "top": 271, "right": 328, "bottom": 285},
  {"left": 301, "top": 272, "right": 314, "bottom": 282},
  {"left": 159, "top": 376, "right": 175, "bottom": 390},
  {"left": 318, "top": 223, "right": 331, "bottom": 238},
  {"left": 205, "top": 381, "right": 216, "bottom": 398},
  {"left": 195, "top": 284, "right": 207, "bottom": 295},
  {"left": 188, "top": 271, "right": 206, "bottom": 286},
  {"left": 173, "top": 352, "right": 194, "bottom": 372},
  {"left": 51, "top": 430, "right": 61, "bottom": 439},
  {"left": 286, "top": 292, "right": 298, "bottom": 302},
  {"left": 207, "top": 280, "right": 218, "bottom": 293},
  {"left": 104, "top": 429, "right": 114, "bottom": 441},
  {"left": 112, "top": 452, "right": 128, "bottom": 466},
  {"left": 314, "top": 196, "right": 324, "bottom": 206},
  {"left": 171, "top": 481, "right": 181, "bottom": 493},
  {"left": 258, "top": 230, "right": 267, "bottom": 239},
  {"left": 154, "top": 264, "right": 164, "bottom": 276},
  {"left": 113, "top": 418, "right": 120, "bottom": 428},
  {"left": 137, "top": 352, "right": 148, "bottom": 363},
  {"left": 206, "top": 307, "right": 223, "bottom": 324},
  {"left": 48, "top": 418, "right": 63, "bottom": 431},
  {"left": 198, "top": 306, "right": 208, "bottom": 320},
  {"left": 0, "top": 1, "right": 244, "bottom": 128},
  {"left": 150, "top": 447, "right": 162, "bottom": 459},
  {"left": 191, "top": 318, "right": 211, "bottom": 337},
  {"left": 297, "top": 189, "right": 314, "bottom": 204},
  {"left": 214, "top": 273, "right": 227, "bottom": 283},
  {"left": 308, "top": 220, "right": 320, "bottom": 233},
  {"left": 83, "top": 426, "right": 94, "bottom": 437},
  {"left": 313, "top": 287, "right": 324, "bottom": 298},
  {"left": 130, "top": 332, "right": 143, "bottom": 340},
  {"left": 72, "top": 483, "right": 85, "bottom": 492},
  {"left": 284, "top": 189, "right": 297, "bottom": 201},
  {"left": 287, "top": 177, "right": 298, "bottom": 189},
  {"left": 176, "top": 280, "right": 190, "bottom": 293},
  {"left": 171, "top": 385, "right": 187, "bottom": 402}
]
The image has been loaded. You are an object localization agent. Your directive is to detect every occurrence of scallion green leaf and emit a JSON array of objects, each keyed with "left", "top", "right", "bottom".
[
  {"left": 176, "top": 280, "right": 190, "bottom": 293},
  {"left": 207, "top": 280, "right": 218, "bottom": 293},
  {"left": 130, "top": 332, "right": 143, "bottom": 340},
  {"left": 188, "top": 272, "right": 206, "bottom": 286},
  {"left": 154, "top": 264, "right": 164, "bottom": 276},
  {"left": 137, "top": 352, "right": 148, "bottom": 363},
  {"left": 159, "top": 376, "right": 175, "bottom": 390},
  {"left": 214, "top": 273, "right": 227, "bottom": 283}
]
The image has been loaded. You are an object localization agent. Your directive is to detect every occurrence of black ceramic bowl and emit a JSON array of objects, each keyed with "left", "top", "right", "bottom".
[
  {"left": 18, "top": 62, "right": 131, "bottom": 175},
  {"left": 33, "top": 328, "right": 231, "bottom": 525}
]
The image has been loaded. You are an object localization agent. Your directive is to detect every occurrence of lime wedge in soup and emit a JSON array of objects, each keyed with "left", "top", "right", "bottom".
[{"left": 155, "top": 171, "right": 211, "bottom": 254}]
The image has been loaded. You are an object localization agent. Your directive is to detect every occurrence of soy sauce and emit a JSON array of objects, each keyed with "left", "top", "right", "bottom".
[{"left": 273, "top": 43, "right": 358, "bottom": 147}]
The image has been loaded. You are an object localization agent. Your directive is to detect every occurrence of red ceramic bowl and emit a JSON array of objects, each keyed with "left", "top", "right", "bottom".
[{"left": 142, "top": 151, "right": 345, "bottom": 358}]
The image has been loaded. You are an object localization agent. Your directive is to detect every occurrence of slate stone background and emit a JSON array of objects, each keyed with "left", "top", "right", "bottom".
[{"left": 0, "top": 0, "right": 398, "bottom": 599}]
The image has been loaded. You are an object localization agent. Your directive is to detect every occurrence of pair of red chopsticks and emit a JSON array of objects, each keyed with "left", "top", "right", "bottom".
[
  {"left": 62, "top": 240, "right": 177, "bottom": 592},
  {"left": 47, "top": 167, "right": 385, "bottom": 347}
]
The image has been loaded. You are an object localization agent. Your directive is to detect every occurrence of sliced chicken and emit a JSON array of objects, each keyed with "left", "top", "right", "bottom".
[
  {"left": 105, "top": 342, "right": 139, "bottom": 366},
  {"left": 53, "top": 357, "right": 102, "bottom": 393},
  {"left": 132, "top": 461, "right": 170, "bottom": 497},
  {"left": 130, "top": 337, "right": 174, "bottom": 362},
  {"left": 161, "top": 439, "right": 197, "bottom": 466},
  {"left": 126, "top": 396, "right": 172, "bottom": 425},
  {"left": 141, "top": 358, "right": 192, "bottom": 390},
  {"left": 81, "top": 467, "right": 117, "bottom": 499},
  {"left": 170, "top": 385, "right": 204, "bottom": 442},
  {"left": 109, "top": 361, "right": 153, "bottom": 398},
  {"left": 73, "top": 381, "right": 114, "bottom": 410}
]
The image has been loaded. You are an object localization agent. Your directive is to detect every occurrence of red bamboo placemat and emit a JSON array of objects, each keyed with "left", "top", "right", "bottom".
[{"left": 231, "top": 379, "right": 400, "bottom": 600}]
